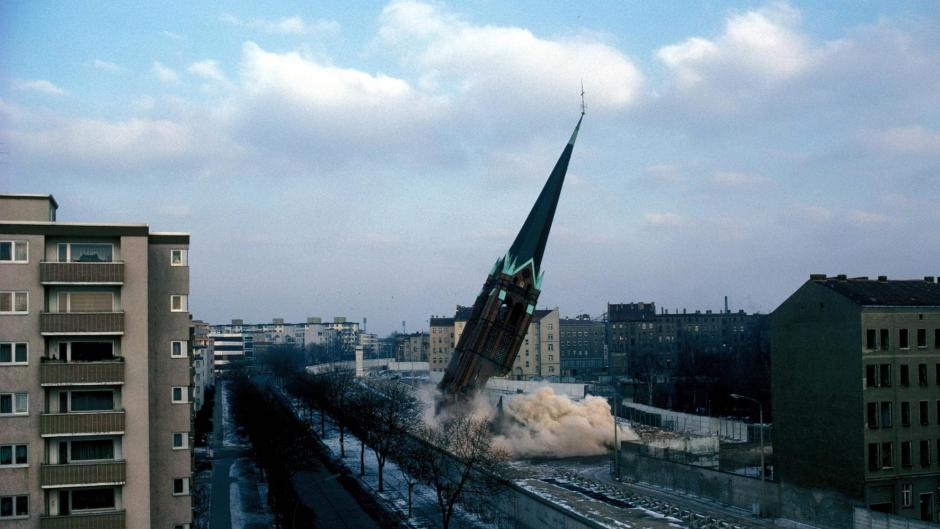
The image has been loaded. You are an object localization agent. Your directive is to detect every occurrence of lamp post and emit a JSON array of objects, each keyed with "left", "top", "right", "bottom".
[{"left": 731, "top": 393, "right": 765, "bottom": 515}]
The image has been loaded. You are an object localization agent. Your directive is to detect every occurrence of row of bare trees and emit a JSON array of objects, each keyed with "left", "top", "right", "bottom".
[{"left": 265, "top": 349, "right": 508, "bottom": 529}]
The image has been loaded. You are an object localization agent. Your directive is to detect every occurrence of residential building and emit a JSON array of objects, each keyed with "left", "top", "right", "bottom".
[
  {"left": 429, "top": 317, "right": 455, "bottom": 373},
  {"left": 0, "top": 194, "right": 192, "bottom": 528},
  {"left": 771, "top": 274, "right": 940, "bottom": 521},
  {"left": 207, "top": 330, "right": 252, "bottom": 374},
  {"left": 395, "top": 332, "right": 429, "bottom": 362},
  {"left": 560, "top": 314, "right": 606, "bottom": 377},
  {"left": 191, "top": 319, "right": 214, "bottom": 411}
]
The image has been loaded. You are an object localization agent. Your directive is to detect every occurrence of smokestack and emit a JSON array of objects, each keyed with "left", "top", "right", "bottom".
[{"left": 724, "top": 296, "right": 729, "bottom": 314}]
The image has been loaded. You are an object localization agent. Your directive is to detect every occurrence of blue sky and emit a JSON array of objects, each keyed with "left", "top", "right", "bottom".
[{"left": 2, "top": 1, "right": 940, "bottom": 334}]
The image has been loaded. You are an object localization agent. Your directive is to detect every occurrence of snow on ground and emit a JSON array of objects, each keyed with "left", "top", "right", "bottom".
[
  {"left": 229, "top": 443, "right": 274, "bottom": 529},
  {"left": 222, "top": 381, "right": 248, "bottom": 449}
]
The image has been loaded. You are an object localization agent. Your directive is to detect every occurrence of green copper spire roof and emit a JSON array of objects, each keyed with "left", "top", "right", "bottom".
[{"left": 503, "top": 115, "right": 582, "bottom": 278}]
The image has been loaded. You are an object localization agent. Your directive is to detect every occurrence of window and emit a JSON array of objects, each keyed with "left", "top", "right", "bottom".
[
  {"left": 0, "top": 241, "right": 28, "bottom": 263},
  {"left": 867, "top": 402, "right": 879, "bottom": 429},
  {"left": 866, "top": 365, "right": 877, "bottom": 387},
  {"left": 170, "top": 295, "right": 188, "bottom": 312},
  {"left": 171, "top": 387, "right": 188, "bottom": 403},
  {"left": 900, "top": 329, "right": 910, "bottom": 349},
  {"left": 170, "top": 249, "right": 188, "bottom": 266},
  {"left": 70, "top": 487, "right": 115, "bottom": 511},
  {"left": 0, "top": 495, "right": 28, "bottom": 519},
  {"left": 0, "top": 343, "right": 27, "bottom": 365},
  {"left": 171, "top": 341, "right": 187, "bottom": 358},
  {"left": 175, "top": 524, "right": 192, "bottom": 529},
  {"left": 172, "top": 432, "right": 189, "bottom": 449},
  {"left": 901, "top": 365, "right": 910, "bottom": 386},
  {"left": 57, "top": 243, "right": 113, "bottom": 263},
  {"left": 880, "top": 329, "right": 889, "bottom": 350},
  {"left": 69, "top": 391, "right": 114, "bottom": 412},
  {"left": 921, "top": 401, "right": 930, "bottom": 426},
  {"left": 881, "top": 402, "right": 893, "bottom": 428},
  {"left": 881, "top": 442, "right": 893, "bottom": 468},
  {"left": 57, "top": 292, "right": 112, "bottom": 313},
  {"left": 902, "top": 402, "right": 911, "bottom": 426},
  {"left": 919, "top": 364, "right": 928, "bottom": 386},
  {"left": 936, "top": 329, "right": 940, "bottom": 349},
  {"left": 64, "top": 341, "right": 114, "bottom": 362},
  {"left": 868, "top": 443, "right": 879, "bottom": 471},
  {"left": 0, "top": 292, "right": 28, "bottom": 314},
  {"left": 880, "top": 364, "right": 891, "bottom": 387},
  {"left": 0, "top": 445, "right": 27, "bottom": 467},
  {"left": 172, "top": 477, "right": 190, "bottom": 495},
  {"left": 902, "top": 483, "right": 913, "bottom": 508},
  {"left": 902, "top": 442, "right": 913, "bottom": 467},
  {"left": 921, "top": 440, "right": 931, "bottom": 467},
  {"left": 70, "top": 439, "right": 114, "bottom": 461},
  {"left": 0, "top": 393, "right": 27, "bottom": 415},
  {"left": 866, "top": 329, "right": 877, "bottom": 350},
  {"left": 917, "top": 329, "right": 927, "bottom": 348}
]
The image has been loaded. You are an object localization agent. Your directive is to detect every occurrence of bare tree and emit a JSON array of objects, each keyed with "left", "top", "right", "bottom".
[
  {"left": 323, "top": 366, "right": 356, "bottom": 457},
  {"left": 412, "top": 415, "right": 508, "bottom": 529},
  {"left": 357, "top": 380, "right": 420, "bottom": 492}
]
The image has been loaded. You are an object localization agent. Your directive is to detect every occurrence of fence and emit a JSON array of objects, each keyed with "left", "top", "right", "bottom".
[
  {"left": 853, "top": 508, "right": 937, "bottom": 529},
  {"left": 621, "top": 402, "right": 772, "bottom": 443}
]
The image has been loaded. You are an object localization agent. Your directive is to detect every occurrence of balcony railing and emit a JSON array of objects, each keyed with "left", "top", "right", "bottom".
[
  {"left": 40, "top": 261, "right": 124, "bottom": 285},
  {"left": 40, "top": 312, "right": 124, "bottom": 335},
  {"left": 40, "top": 410, "right": 125, "bottom": 437},
  {"left": 40, "top": 460, "right": 126, "bottom": 488},
  {"left": 40, "top": 510, "right": 125, "bottom": 529},
  {"left": 40, "top": 360, "right": 124, "bottom": 386}
]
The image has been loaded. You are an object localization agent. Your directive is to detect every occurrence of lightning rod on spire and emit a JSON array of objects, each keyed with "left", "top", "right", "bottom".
[{"left": 580, "top": 80, "right": 586, "bottom": 116}]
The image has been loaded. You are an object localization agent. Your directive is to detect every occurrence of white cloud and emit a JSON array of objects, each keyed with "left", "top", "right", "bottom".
[
  {"left": 710, "top": 170, "right": 770, "bottom": 187},
  {"left": 378, "top": 1, "right": 643, "bottom": 115},
  {"left": 12, "top": 79, "right": 67, "bottom": 96},
  {"left": 161, "top": 30, "right": 185, "bottom": 41},
  {"left": 152, "top": 62, "right": 179, "bottom": 84},
  {"left": 643, "top": 212, "right": 684, "bottom": 228},
  {"left": 868, "top": 126, "right": 940, "bottom": 155},
  {"left": 847, "top": 210, "right": 891, "bottom": 226},
  {"left": 790, "top": 204, "right": 833, "bottom": 223},
  {"left": 93, "top": 59, "right": 124, "bottom": 72},
  {"left": 220, "top": 13, "right": 340, "bottom": 35},
  {"left": 188, "top": 60, "right": 228, "bottom": 84}
]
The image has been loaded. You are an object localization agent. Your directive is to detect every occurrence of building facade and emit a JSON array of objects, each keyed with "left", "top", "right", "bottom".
[
  {"left": 0, "top": 194, "right": 192, "bottom": 528},
  {"left": 429, "top": 317, "right": 455, "bottom": 373},
  {"left": 772, "top": 274, "right": 940, "bottom": 521},
  {"left": 559, "top": 314, "right": 606, "bottom": 378}
]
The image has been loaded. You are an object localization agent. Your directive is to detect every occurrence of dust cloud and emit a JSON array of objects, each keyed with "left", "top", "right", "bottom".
[{"left": 492, "top": 387, "right": 637, "bottom": 458}]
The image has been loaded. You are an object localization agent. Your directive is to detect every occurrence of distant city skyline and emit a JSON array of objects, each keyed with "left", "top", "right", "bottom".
[{"left": 3, "top": 1, "right": 940, "bottom": 335}]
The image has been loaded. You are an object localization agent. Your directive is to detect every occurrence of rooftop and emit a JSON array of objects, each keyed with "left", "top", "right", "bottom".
[{"left": 812, "top": 274, "right": 940, "bottom": 306}]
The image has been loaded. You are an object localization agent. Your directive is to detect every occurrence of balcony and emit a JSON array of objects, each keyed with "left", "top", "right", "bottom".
[
  {"left": 40, "top": 360, "right": 124, "bottom": 386},
  {"left": 40, "top": 460, "right": 126, "bottom": 488},
  {"left": 40, "top": 410, "right": 125, "bottom": 437},
  {"left": 41, "top": 510, "right": 125, "bottom": 529},
  {"left": 40, "top": 261, "right": 124, "bottom": 285},
  {"left": 40, "top": 312, "right": 124, "bottom": 335}
]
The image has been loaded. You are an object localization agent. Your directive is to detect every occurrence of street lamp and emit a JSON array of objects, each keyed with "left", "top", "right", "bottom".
[{"left": 730, "top": 393, "right": 765, "bottom": 515}]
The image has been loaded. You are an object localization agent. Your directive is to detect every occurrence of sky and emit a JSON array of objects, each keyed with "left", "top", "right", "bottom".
[{"left": 2, "top": 1, "right": 940, "bottom": 335}]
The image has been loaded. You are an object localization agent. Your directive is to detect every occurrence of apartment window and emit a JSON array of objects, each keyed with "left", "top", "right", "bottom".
[
  {"left": 57, "top": 243, "right": 113, "bottom": 263},
  {"left": 0, "top": 343, "right": 27, "bottom": 365},
  {"left": 902, "top": 441, "right": 913, "bottom": 467},
  {"left": 0, "top": 241, "right": 28, "bottom": 263},
  {"left": 175, "top": 524, "right": 192, "bottom": 529},
  {"left": 170, "top": 341, "right": 187, "bottom": 358},
  {"left": 0, "top": 292, "right": 28, "bottom": 314},
  {"left": 917, "top": 329, "right": 927, "bottom": 348},
  {"left": 170, "top": 295, "right": 188, "bottom": 312},
  {"left": 60, "top": 341, "right": 114, "bottom": 362},
  {"left": 919, "top": 364, "right": 928, "bottom": 386},
  {"left": 170, "top": 249, "right": 188, "bottom": 266},
  {"left": 880, "top": 364, "right": 892, "bottom": 387},
  {"left": 866, "top": 365, "right": 877, "bottom": 387},
  {"left": 900, "top": 329, "right": 910, "bottom": 349},
  {"left": 70, "top": 439, "right": 114, "bottom": 461},
  {"left": 866, "top": 329, "right": 877, "bottom": 350},
  {"left": 901, "top": 365, "right": 910, "bottom": 386},
  {"left": 68, "top": 391, "right": 114, "bottom": 412},
  {"left": 880, "top": 329, "right": 889, "bottom": 350},
  {"left": 0, "top": 495, "right": 28, "bottom": 519},
  {"left": 882, "top": 442, "right": 893, "bottom": 468},
  {"left": 171, "top": 386, "right": 188, "bottom": 403},
  {"left": 868, "top": 443, "right": 879, "bottom": 471},
  {"left": 69, "top": 487, "right": 115, "bottom": 511},
  {"left": 921, "top": 440, "right": 931, "bottom": 467},
  {"left": 902, "top": 402, "right": 911, "bottom": 426},
  {"left": 867, "top": 402, "right": 879, "bottom": 429},
  {"left": 936, "top": 329, "right": 940, "bottom": 349},
  {"left": 0, "top": 445, "right": 27, "bottom": 467},
  {"left": 172, "top": 432, "right": 189, "bottom": 449},
  {"left": 921, "top": 401, "right": 930, "bottom": 426},
  {"left": 57, "top": 291, "right": 112, "bottom": 313},
  {"left": 881, "top": 402, "right": 893, "bottom": 428},
  {"left": 172, "top": 477, "right": 190, "bottom": 495},
  {"left": 937, "top": 364, "right": 940, "bottom": 385},
  {"left": 902, "top": 483, "right": 913, "bottom": 508},
  {"left": 0, "top": 393, "right": 27, "bottom": 415}
]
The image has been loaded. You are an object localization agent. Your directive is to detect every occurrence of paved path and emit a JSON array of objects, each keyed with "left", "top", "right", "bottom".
[{"left": 209, "top": 382, "right": 238, "bottom": 529}]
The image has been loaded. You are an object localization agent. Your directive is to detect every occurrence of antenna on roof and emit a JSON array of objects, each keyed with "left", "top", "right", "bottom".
[{"left": 580, "top": 80, "right": 586, "bottom": 116}]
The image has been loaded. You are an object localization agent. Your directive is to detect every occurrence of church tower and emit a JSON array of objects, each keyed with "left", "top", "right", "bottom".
[{"left": 439, "top": 114, "right": 583, "bottom": 400}]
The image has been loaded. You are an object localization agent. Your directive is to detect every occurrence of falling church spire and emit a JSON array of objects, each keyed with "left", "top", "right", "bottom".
[{"left": 438, "top": 112, "right": 584, "bottom": 402}]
